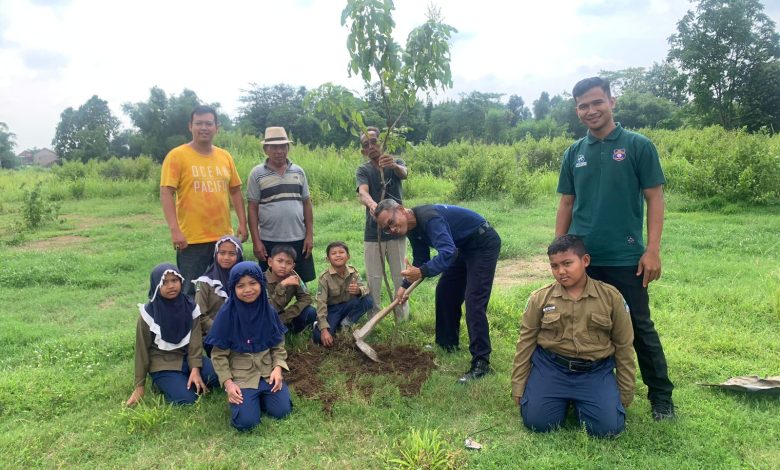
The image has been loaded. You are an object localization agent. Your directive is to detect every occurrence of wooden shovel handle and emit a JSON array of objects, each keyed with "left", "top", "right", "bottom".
[{"left": 354, "top": 279, "right": 421, "bottom": 338}]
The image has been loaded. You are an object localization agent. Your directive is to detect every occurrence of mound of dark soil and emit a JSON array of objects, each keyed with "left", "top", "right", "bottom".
[{"left": 286, "top": 341, "right": 436, "bottom": 413}]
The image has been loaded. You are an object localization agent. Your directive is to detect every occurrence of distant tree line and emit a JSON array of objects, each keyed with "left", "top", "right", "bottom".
[{"left": 37, "top": 0, "right": 780, "bottom": 164}]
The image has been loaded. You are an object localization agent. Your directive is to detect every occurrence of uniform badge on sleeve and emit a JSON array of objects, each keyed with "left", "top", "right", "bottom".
[
  {"left": 575, "top": 155, "right": 587, "bottom": 168},
  {"left": 613, "top": 149, "right": 626, "bottom": 161}
]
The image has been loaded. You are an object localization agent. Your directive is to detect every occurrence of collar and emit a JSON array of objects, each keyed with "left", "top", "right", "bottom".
[
  {"left": 327, "top": 265, "right": 355, "bottom": 278},
  {"left": 265, "top": 269, "right": 299, "bottom": 284},
  {"left": 264, "top": 158, "right": 292, "bottom": 172},
  {"left": 586, "top": 122, "right": 623, "bottom": 145},
  {"left": 551, "top": 276, "right": 598, "bottom": 300}
]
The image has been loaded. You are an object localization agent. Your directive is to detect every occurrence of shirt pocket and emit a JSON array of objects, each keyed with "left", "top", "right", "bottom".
[
  {"left": 539, "top": 312, "right": 563, "bottom": 341},
  {"left": 588, "top": 311, "right": 613, "bottom": 344}
]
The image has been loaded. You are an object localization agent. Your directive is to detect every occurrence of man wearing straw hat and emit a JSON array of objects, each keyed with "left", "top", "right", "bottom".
[{"left": 247, "top": 126, "right": 315, "bottom": 283}]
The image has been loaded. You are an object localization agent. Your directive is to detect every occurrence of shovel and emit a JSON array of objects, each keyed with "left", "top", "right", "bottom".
[{"left": 353, "top": 279, "right": 421, "bottom": 362}]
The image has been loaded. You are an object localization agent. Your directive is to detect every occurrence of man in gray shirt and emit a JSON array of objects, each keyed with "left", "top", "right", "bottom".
[
  {"left": 356, "top": 127, "right": 408, "bottom": 320},
  {"left": 247, "top": 127, "right": 315, "bottom": 282}
]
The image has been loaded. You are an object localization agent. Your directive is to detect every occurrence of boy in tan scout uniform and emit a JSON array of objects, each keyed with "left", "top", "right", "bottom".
[
  {"left": 264, "top": 244, "right": 317, "bottom": 333},
  {"left": 312, "top": 241, "right": 374, "bottom": 347},
  {"left": 511, "top": 235, "right": 635, "bottom": 438}
]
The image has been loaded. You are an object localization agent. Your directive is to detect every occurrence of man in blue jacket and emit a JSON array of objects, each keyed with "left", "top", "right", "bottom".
[{"left": 375, "top": 200, "right": 501, "bottom": 384}]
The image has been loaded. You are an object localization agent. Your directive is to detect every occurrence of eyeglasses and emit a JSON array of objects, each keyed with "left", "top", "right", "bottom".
[
  {"left": 361, "top": 138, "right": 378, "bottom": 149},
  {"left": 381, "top": 211, "right": 399, "bottom": 235}
]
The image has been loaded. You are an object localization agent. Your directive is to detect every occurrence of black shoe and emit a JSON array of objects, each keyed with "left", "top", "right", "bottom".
[
  {"left": 457, "top": 359, "right": 490, "bottom": 385},
  {"left": 651, "top": 401, "right": 676, "bottom": 421}
]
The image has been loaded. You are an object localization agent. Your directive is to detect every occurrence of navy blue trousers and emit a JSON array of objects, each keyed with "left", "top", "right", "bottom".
[
  {"left": 520, "top": 347, "right": 625, "bottom": 438},
  {"left": 312, "top": 296, "right": 374, "bottom": 344},
  {"left": 231, "top": 380, "right": 292, "bottom": 431},
  {"left": 286, "top": 305, "right": 317, "bottom": 333},
  {"left": 587, "top": 266, "right": 674, "bottom": 405},
  {"left": 150, "top": 356, "right": 219, "bottom": 405},
  {"left": 435, "top": 227, "right": 500, "bottom": 365}
]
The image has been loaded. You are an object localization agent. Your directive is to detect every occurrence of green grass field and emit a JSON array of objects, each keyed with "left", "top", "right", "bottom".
[{"left": 0, "top": 169, "right": 779, "bottom": 469}]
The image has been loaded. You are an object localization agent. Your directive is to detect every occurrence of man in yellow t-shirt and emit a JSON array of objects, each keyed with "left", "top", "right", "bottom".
[{"left": 160, "top": 105, "right": 248, "bottom": 296}]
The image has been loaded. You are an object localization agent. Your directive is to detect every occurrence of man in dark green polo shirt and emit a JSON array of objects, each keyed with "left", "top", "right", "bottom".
[{"left": 555, "top": 77, "right": 675, "bottom": 421}]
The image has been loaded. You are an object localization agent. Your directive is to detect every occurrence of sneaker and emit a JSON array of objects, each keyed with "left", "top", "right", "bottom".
[
  {"left": 457, "top": 359, "right": 490, "bottom": 385},
  {"left": 651, "top": 401, "right": 676, "bottom": 421}
]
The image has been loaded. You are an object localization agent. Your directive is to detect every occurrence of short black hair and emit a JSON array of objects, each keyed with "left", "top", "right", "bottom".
[
  {"left": 572, "top": 77, "right": 611, "bottom": 100},
  {"left": 270, "top": 244, "right": 297, "bottom": 260},
  {"left": 190, "top": 105, "right": 218, "bottom": 124},
  {"left": 326, "top": 241, "right": 350, "bottom": 257},
  {"left": 547, "top": 234, "right": 588, "bottom": 257}
]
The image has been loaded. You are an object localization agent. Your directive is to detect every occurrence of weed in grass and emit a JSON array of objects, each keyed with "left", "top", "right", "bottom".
[
  {"left": 20, "top": 182, "right": 59, "bottom": 230},
  {"left": 119, "top": 394, "right": 173, "bottom": 434},
  {"left": 385, "top": 428, "right": 462, "bottom": 470}
]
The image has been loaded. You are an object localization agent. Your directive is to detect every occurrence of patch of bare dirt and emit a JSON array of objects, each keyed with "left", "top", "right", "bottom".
[
  {"left": 286, "top": 341, "right": 436, "bottom": 413},
  {"left": 19, "top": 235, "right": 89, "bottom": 251},
  {"left": 493, "top": 257, "right": 550, "bottom": 289}
]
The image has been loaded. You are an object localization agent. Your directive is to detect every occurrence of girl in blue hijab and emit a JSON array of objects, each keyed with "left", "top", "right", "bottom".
[
  {"left": 194, "top": 235, "right": 244, "bottom": 337},
  {"left": 206, "top": 261, "right": 292, "bottom": 431},
  {"left": 126, "top": 263, "right": 219, "bottom": 406}
]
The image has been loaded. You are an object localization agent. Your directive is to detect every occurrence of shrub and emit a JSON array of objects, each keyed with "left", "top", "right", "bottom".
[{"left": 19, "top": 182, "right": 59, "bottom": 230}]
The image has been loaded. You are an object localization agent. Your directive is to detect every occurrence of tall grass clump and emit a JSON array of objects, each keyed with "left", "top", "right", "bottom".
[
  {"left": 385, "top": 428, "right": 461, "bottom": 470},
  {"left": 232, "top": 144, "right": 362, "bottom": 204},
  {"left": 407, "top": 141, "right": 473, "bottom": 177},
  {"left": 647, "top": 127, "right": 780, "bottom": 204},
  {"left": 451, "top": 147, "right": 536, "bottom": 204}
]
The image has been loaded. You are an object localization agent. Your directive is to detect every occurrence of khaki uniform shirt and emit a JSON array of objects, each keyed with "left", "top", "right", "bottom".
[
  {"left": 194, "top": 283, "right": 226, "bottom": 335},
  {"left": 315, "top": 265, "right": 369, "bottom": 331},
  {"left": 511, "top": 277, "right": 636, "bottom": 406},
  {"left": 265, "top": 269, "right": 313, "bottom": 324},
  {"left": 133, "top": 316, "right": 204, "bottom": 387},
  {"left": 211, "top": 342, "right": 289, "bottom": 389}
]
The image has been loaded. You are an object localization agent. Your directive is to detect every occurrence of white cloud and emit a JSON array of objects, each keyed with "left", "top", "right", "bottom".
[{"left": 0, "top": 0, "right": 777, "bottom": 150}]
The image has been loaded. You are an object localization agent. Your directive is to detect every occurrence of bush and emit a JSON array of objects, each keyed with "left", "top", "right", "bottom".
[
  {"left": 451, "top": 147, "right": 535, "bottom": 204},
  {"left": 647, "top": 127, "right": 780, "bottom": 204},
  {"left": 19, "top": 182, "right": 59, "bottom": 230}
]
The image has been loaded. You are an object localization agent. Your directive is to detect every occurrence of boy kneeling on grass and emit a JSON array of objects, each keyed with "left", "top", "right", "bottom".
[
  {"left": 313, "top": 241, "right": 374, "bottom": 347},
  {"left": 511, "top": 235, "right": 636, "bottom": 438},
  {"left": 265, "top": 245, "right": 317, "bottom": 333}
]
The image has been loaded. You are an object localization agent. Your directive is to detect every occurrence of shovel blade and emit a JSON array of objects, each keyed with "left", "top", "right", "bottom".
[{"left": 354, "top": 335, "right": 381, "bottom": 362}]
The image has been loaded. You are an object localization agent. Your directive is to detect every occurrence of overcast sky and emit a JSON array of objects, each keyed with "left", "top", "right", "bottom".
[{"left": 1, "top": 0, "right": 779, "bottom": 151}]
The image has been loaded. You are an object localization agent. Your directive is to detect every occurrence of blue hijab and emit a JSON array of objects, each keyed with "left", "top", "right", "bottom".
[
  {"left": 205, "top": 261, "right": 287, "bottom": 353},
  {"left": 194, "top": 235, "right": 244, "bottom": 298},
  {"left": 138, "top": 263, "right": 200, "bottom": 351}
]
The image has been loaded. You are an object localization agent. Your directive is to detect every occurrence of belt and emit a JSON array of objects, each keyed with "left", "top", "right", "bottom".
[
  {"left": 541, "top": 348, "right": 603, "bottom": 372},
  {"left": 476, "top": 221, "right": 491, "bottom": 235}
]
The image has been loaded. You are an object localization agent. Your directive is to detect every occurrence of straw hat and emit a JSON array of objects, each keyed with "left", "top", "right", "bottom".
[{"left": 262, "top": 127, "right": 293, "bottom": 145}]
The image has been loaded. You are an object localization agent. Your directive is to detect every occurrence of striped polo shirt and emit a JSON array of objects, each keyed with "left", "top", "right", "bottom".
[{"left": 246, "top": 159, "right": 310, "bottom": 242}]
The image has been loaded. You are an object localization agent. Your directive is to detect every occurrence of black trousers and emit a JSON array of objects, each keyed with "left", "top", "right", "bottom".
[
  {"left": 435, "top": 227, "right": 501, "bottom": 365},
  {"left": 258, "top": 239, "right": 316, "bottom": 283},
  {"left": 176, "top": 241, "right": 216, "bottom": 298},
  {"left": 587, "top": 266, "right": 674, "bottom": 404}
]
